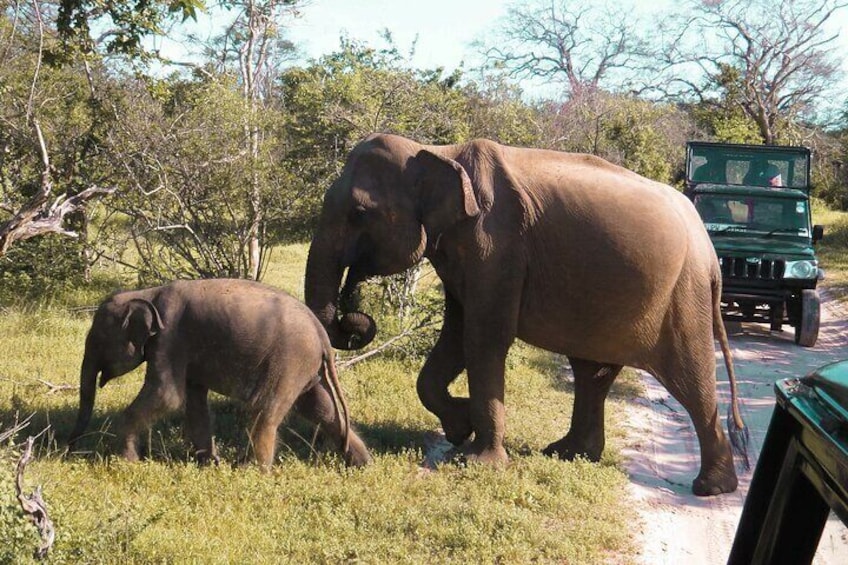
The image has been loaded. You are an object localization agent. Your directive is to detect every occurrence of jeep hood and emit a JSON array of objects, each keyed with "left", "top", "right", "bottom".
[{"left": 709, "top": 234, "right": 816, "bottom": 259}]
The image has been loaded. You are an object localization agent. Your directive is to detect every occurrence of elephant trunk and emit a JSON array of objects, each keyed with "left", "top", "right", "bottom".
[
  {"left": 305, "top": 230, "right": 376, "bottom": 351},
  {"left": 68, "top": 349, "right": 99, "bottom": 449}
]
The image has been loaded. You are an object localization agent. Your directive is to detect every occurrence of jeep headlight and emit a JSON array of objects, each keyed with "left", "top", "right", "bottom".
[{"left": 784, "top": 260, "right": 818, "bottom": 280}]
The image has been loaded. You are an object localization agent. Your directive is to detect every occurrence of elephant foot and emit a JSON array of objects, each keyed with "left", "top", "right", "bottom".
[
  {"left": 692, "top": 460, "right": 738, "bottom": 496},
  {"left": 542, "top": 435, "right": 603, "bottom": 462},
  {"left": 343, "top": 433, "right": 372, "bottom": 468},
  {"left": 195, "top": 448, "right": 220, "bottom": 467},
  {"left": 440, "top": 406, "right": 473, "bottom": 446},
  {"left": 463, "top": 441, "right": 508, "bottom": 467},
  {"left": 119, "top": 437, "right": 142, "bottom": 462}
]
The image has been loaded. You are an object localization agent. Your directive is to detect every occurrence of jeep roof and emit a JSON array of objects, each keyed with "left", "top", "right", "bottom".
[
  {"left": 692, "top": 184, "right": 809, "bottom": 200},
  {"left": 686, "top": 141, "right": 811, "bottom": 192}
]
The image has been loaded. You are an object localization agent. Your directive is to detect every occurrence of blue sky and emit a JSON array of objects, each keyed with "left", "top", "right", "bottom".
[
  {"left": 161, "top": 0, "right": 512, "bottom": 75},
  {"left": 161, "top": 0, "right": 848, "bottom": 108},
  {"left": 284, "top": 0, "right": 509, "bottom": 73}
]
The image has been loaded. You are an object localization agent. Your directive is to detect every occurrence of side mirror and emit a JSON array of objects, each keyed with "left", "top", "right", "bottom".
[{"left": 812, "top": 224, "right": 824, "bottom": 244}]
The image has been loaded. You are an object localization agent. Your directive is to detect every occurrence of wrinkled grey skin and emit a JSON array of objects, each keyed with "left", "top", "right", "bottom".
[
  {"left": 305, "top": 133, "right": 747, "bottom": 496},
  {"left": 68, "top": 279, "right": 371, "bottom": 468}
]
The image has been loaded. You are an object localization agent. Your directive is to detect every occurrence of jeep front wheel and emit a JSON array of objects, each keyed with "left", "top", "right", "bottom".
[{"left": 794, "top": 289, "right": 820, "bottom": 347}]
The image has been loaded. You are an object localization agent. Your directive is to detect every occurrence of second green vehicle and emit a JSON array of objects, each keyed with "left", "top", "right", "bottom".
[{"left": 685, "top": 141, "right": 824, "bottom": 347}]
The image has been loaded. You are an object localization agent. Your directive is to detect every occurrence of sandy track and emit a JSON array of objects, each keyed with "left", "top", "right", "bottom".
[{"left": 624, "top": 288, "right": 848, "bottom": 564}]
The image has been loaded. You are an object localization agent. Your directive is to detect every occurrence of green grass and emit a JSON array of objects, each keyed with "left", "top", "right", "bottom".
[
  {"left": 813, "top": 198, "right": 848, "bottom": 294},
  {"left": 0, "top": 243, "right": 642, "bottom": 563}
]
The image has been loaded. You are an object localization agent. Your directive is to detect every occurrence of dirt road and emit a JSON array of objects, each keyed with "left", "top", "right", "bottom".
[{"left": 624, "top": 288, "right": 848, "bottom": 564}]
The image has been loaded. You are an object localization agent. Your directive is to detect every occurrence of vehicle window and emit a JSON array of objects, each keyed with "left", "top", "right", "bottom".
[
  {"left": 693, "top": 195, "right": 809, "bottom": 236},
  {"left": 688, "top": 146, "right": 809, "bottom": 189}
]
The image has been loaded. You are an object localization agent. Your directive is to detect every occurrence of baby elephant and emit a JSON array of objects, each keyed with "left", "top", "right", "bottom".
[{"left": 68, "top": 279, "right": 371, "bottom": 468}]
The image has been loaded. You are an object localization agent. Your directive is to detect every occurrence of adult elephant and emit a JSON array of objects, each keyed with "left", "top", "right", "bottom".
[{"left": 305, "top": 133, "right": 747, "bottom": 495}]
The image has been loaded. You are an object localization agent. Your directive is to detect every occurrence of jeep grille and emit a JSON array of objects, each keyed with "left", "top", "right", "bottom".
[{"left": 719, "top": 256, "right": 785, "bottom": 280}]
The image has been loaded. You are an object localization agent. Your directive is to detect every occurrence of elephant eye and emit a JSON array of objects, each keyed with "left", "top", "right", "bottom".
[{"left": 350, "top": 205, "right": 368, "bottom": 226}]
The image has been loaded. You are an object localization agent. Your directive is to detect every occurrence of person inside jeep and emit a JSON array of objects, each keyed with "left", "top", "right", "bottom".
[
  {"left": 744, "top": 160, "right": 784, "bottom": 188},
  {"left": 692, "top": 157, "right": 727, "bottom": 183},
  {"left": 765, "top": 164, "right": 783, "bottom": 187}
]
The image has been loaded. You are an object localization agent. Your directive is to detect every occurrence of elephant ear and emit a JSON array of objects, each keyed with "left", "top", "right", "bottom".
[
  {"left": 122, "top": 299, "right": 164, "bottom": 348},
  {"left": 412, "top": 149, "right": 480, "bottom": 239}
]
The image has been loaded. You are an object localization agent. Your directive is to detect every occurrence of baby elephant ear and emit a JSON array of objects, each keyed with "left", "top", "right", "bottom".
[
  {"left": 412, "top": 149, "right": 480, "bottom": 238},
  {"left": 122, "top": 298, "right": 164, "bottom": 341}
]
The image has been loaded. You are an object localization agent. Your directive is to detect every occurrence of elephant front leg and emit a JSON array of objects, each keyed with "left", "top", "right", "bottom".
[
  {"left": 543, "top": 359, "right": 621, "bottom": 462},
  {"left": 416, "top": 293, "right": 471, "bottom": 446},
  {"left": 117, "top": 368, "right": 185, "bottom": 461},
  {"left": 463, "top": 351, "right": 509, "bottom": 466}
]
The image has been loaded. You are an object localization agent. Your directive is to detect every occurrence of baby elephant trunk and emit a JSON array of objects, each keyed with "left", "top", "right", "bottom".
[{"left": 68, "top": 352, "right": 99, "bottom": 449}]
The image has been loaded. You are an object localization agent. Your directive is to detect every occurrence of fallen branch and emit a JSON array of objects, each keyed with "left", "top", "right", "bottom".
[
  {"left": 0, "top": 375, "right": 79, "bottom": 394},
  {"left": 35, "top": 378, "right": 78, "bottom": 394},
  {"left": 15, "top": 436, "right": 54, "bottom": 560},
  {"left": 0, "top": 415, "right": 33, "bottom": 444},
  {"left": 338, "top": 317, "right": 439, "bottom": 369}
]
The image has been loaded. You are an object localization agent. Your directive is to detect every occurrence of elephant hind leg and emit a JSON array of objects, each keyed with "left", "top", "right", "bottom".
[
  {"left": 651, "top": 352, "right": 738, "bottom": 496},
  {"left": 185, "top": 381, "right": 217, "bottom": 465},
  {"left": 246, "top": 386, "right": 302, "bottom": 469},
  {"left": 543, "top": 359, "right": 621, "bottom": 462},
  {"left": 294, "top": 381, "right": 371, "bottom": 467}
]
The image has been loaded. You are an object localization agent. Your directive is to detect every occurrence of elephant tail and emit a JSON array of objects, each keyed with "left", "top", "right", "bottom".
[
  {"left": 322, "top": 351, "right": 351, "bottom": 457},
  {"left": 712, "top": 272, "right": 751, "bottom": 470}
]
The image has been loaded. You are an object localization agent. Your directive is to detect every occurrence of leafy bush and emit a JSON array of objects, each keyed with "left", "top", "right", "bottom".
[{"left": 0, "top": 236, "right": 86, "bottom": 304}]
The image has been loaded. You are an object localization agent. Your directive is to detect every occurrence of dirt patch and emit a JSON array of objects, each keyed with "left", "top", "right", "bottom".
[{"left": 623, "top": 288, "right": 848, "bottom": 564}]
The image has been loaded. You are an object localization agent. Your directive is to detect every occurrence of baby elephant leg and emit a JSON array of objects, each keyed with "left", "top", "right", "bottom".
[
  {"left": 119, "top": 376, "right": 184, "bottom": 461},
  {"left": 185, "top": 382, "right": 217, "bottom": 465},
  {"left": 295, "top": 380, "right": 371, "bottom": 467},
  {"left": 248, "top": 410, "right": 287, "bottom": 470}
]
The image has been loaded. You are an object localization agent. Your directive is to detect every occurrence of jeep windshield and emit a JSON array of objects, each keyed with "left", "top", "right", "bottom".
[
  {"left": 687, "top": 143, "right": 810, "bottom": 190},
  {"left": 693, "top": 192, "right": 811, "bottom": 237}
]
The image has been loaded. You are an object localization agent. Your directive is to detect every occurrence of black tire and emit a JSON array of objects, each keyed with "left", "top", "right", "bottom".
[{"left": 794, "top": 289, "right": 820, "bottom": 347}]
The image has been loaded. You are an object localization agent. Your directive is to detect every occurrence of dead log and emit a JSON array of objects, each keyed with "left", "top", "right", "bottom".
[
  {"left": 15, "top": 436, "right": 54, "bottom": 560},
  {"left": 0, "top": 120, "right": 116, "bottom": 256}
]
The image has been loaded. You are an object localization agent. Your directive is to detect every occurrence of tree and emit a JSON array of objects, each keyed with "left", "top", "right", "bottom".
[
  {"left": 477, "top": 0, "right": 650, "bottom": 99},
  {"left": 0, "top": 1, "right": 115, "bottom": 262},
  {"left": 276, "top": 37, "right": 475, "bottom": 238},
  {"left": 102, "top": 74, "right": 286, "bottom": 282},
  {"left": 205, "top": 0, "right": 302, "bottom": 280},
  {"left": 654, "top": 0, "right": 847, "bottom": 144},
  {"left": 461, "top": 73, "right": 541, "bottom": 146},
  {"left": 536, "top": 92, "right": 695, "bottom": 183},
  {"left": 56, "top": 0, "right": 204, "bottom": 59}
]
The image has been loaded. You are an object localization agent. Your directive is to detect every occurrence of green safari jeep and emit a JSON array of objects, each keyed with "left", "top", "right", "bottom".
[{"left": 685, "top": 141, "right": 824, "bottom": 347}]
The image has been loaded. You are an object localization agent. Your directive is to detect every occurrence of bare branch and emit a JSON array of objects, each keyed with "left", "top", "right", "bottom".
[
  {"left": 648, "top": 0, "right": 847, "bottom": 141},
  {"left": 15, "top": 436, "right": 55, "bottom": 560},
  {"left": 478, "top": 0, "right": 650, "bottom": 98},
  {"left": 25, "top": 0, "right": 45, "bottom": 125},
  {"left": 35, "top": 378, "right": 78, "bottom": 394},
  {"left": 339, "top": 317, "right": 439, "bottom": 369},
  {"left": 0, "top": 184, "right": 117, "bottom": 255},
  {"left": 0, "top": 415, "right": 33, "bottom": 445}
]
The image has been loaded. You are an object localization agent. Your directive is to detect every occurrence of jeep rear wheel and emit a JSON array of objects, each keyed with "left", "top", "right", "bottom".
[{"left": 794, "top": 289, "right": 820, "bottom": 347}]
